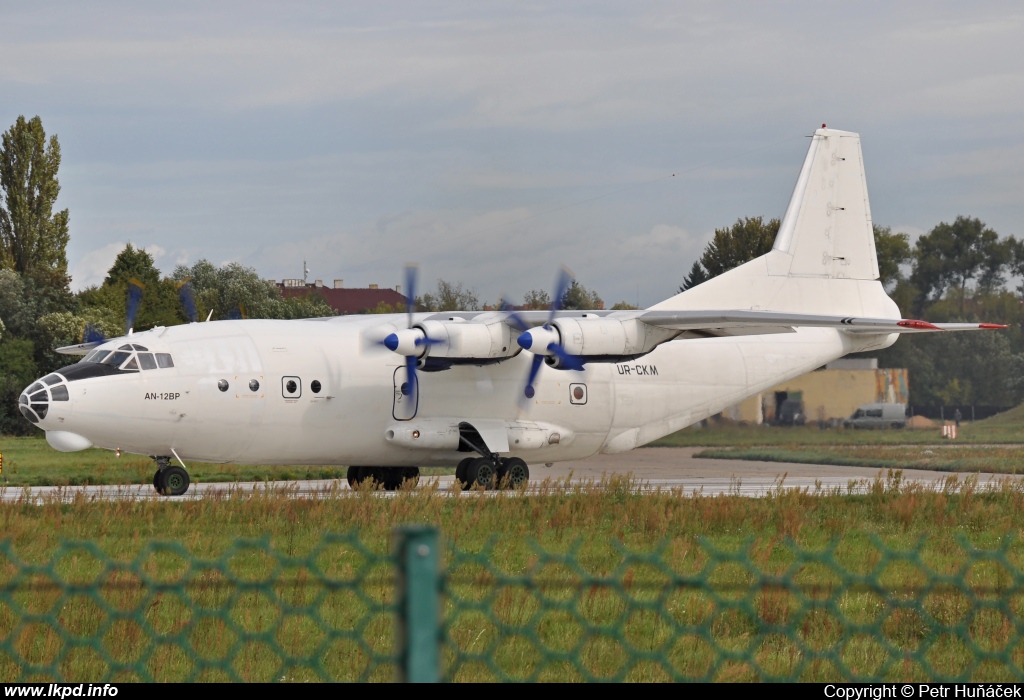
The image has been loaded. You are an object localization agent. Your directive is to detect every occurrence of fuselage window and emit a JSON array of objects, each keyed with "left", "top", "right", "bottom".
[
  {"left": 102, "top": 351, "right": 130, "bottom": 367},
  {"left": 122, "top": 356, "right": 140, "bottom": 371},
  {"left": 156, "top": 353, "right": 174, "bottom": 368},
  {"left": 311, "top": 380, "right": 321, "bottom": 394},
  {"left": 218, "top": 379, "right": 229, "bottom": 392},
  {"left": 286, "top": 380, "right": 297, "bottom": 393},
  {"left": 51, "top": 385, "right": 69, "bottom": 401},
  {"left": 249, "top": 379, "right": 260, "bottom": 392},
  {"left": 138, "top": 353, "right": 157, "bottom": 370}
]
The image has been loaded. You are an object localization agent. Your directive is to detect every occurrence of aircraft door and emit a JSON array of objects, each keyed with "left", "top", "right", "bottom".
[{"left": 392, "top": 366, "right": 418, "bottom": 421}]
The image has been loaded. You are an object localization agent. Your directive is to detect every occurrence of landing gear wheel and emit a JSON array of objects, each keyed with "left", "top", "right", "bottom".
[
  {"left": 153, "top": 469, "right": 162, "bottom": 492},
  {"left": 400, "top": 467, "right": 419, "bottom": 489},
  {"left": 346, "top": 466, "right": 362, "bottom": 488},
  {"left": 498, "top": 458, "right": 530, "bottom": 489},
  {"left": 466, "top": 457, "right": 497, "bottom": 490},
  {"left": 455, "top": 458, "right": 474, "bottom": 489},
  {"left": 158, "top": 465, "right": 190, "bottom": 496}
]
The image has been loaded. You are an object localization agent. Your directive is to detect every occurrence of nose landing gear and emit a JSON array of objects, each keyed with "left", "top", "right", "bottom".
[{"left": 152, "top": 456, "right": 191, "bottom": 496}]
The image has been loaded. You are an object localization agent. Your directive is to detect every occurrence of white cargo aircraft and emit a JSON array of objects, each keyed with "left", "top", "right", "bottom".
[{"left": 18, "top": 127, "right": 1005, "bottom": 495}]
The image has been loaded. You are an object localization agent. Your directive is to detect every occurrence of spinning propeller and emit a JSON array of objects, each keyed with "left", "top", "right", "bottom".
[
  {"left": 509, "top": 267, "right": 585, "bottom": 403},
  {"left": 380, "top": 265, "right": 442, "bottom": 405}
]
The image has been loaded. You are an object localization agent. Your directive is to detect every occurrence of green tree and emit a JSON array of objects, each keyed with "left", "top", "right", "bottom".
[
  {"left": 680, "top": 260, "right": 708, "bottom": 291},
  {"left": 418, "top": 280, "right": 479, "bottom": 312},
  {"left": 0, "top": 116, "right": 70, "bottom": 290},
  {"left": 522, "top": 289, "right": 551, "bottom": 310},
  {"left": 79, "top": 244, "right": 181, "bottom": 333},
  {"left": 680, "top": 216, "right": 779, "bottom": 291},
  {"left": 910, "top": 216, "right": 1013, "bottom": 314},
  {"left": 0, "top": 338, "right": 38, "bottom": 435},
  {"left": 171, "top": 260, "right": 333, "bottom": 320},
  {"left": 560, "top": 280, "right": 603, "bottom": 310},
  {"left": 873, "top": 225, "right": 912, "bottom": 291}
]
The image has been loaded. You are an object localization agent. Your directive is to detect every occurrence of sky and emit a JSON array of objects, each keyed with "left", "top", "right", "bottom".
[{"left": 2, "top": 1, "right": 1022, "bottom": 307}]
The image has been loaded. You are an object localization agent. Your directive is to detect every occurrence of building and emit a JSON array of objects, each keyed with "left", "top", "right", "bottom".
[
  {"left": 721, "top": 358, "right": 910, "bottom": 424},
  {"left": 274, "top": 278, "right": 408, "bottom": 315}
]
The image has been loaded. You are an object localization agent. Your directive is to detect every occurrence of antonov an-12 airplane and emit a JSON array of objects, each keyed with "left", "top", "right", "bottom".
[{"left": 18, "top": 127, "right": 1005, "bottom": 495}]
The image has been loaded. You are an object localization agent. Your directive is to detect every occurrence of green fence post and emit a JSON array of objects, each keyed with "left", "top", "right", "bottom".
[{"left": 394, "top": 525, "right": 441, "bottom": 683}]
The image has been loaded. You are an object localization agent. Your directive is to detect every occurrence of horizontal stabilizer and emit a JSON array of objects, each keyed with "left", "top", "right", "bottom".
[{"left": 55, "top": 341, "right": 103, "bottom": 356}]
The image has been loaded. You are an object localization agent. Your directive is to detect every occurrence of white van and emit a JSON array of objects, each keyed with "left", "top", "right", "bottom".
[{"left": 843, "top": 403, "right": 908, "bottom": 429}]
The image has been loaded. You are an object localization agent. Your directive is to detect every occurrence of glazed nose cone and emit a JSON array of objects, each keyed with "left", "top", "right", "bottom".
[{"left": 18, "top": 373, "right": 70, "bottom": 427}]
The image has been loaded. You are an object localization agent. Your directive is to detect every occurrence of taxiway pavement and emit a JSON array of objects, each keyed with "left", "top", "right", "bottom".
[{"left": 0, "top": 447, "right": 1017, "bottom": 502}]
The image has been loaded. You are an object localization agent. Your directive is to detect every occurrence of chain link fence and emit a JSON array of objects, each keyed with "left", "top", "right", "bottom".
[{"left": 2, "top": 529, "right": 1024, "bottom": 681}]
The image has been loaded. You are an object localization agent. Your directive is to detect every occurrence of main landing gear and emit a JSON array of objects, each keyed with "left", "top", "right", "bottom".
[
  {"left": 346, "top": 466, "right": 419, "bottom": 491},
  {"left": 455, "top": 456, "right": 530, "bottom": 490},
  {"left": 152, "top": 456, "right": 190, "bottom": 496}
]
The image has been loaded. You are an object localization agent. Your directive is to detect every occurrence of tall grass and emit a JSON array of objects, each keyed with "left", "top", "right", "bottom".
[{"left": 3, "top": 475, "right": 1024, "bottom": 680}]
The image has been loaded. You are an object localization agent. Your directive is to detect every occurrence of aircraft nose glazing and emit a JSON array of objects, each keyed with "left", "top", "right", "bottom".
[{"left": 18, "top": 373, "right": 70, "bottom": 425}]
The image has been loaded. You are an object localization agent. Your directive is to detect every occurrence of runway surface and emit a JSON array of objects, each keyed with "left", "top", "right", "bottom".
[{"left": 1, "top": 447, "right": 1018, "bottom": 502}]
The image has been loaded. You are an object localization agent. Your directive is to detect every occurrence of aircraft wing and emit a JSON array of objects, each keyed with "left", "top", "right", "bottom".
[{"left": 638, "top": 309, "right": 1007, "bottom": 338}]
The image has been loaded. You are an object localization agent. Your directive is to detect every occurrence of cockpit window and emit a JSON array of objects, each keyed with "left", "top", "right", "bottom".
[
  {"left": 101, "top": 351, "right": 131, "bottom": 367},
  {"left": 81, "top": 346, "right": 174, "bottom": 373},
  {"left": 41, "top": 374, "right": 62, "bottom": 386}
]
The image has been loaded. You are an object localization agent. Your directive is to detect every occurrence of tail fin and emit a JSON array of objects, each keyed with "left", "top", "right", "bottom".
[
  {"left": 767, "top": 127, "right": 878, "bottom": 280},
  {"left": 652, "top": 126, "right": 894, "bottom": 318}
]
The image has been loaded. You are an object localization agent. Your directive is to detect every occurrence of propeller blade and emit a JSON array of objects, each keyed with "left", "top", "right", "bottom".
[
  {"left": 549, "top": 266, "right": 573, "bottom": 317},
  {"left": 404, "top": 354, "right": 419, "bottom": 406},
  {"left": 516, "top": 266, "right": 579, "bottom": 406},
  {"left": 82, "top": 323, "right": 106, "bottom": 345},
  {"left": 125, "top": 278, "right": 145, "bottom": 334},
  {"left": 404, "top": 264, "right": 418, "bottom": 321},
  {"left": 522, "top": 354, "right": 544, "bottom": 402},
  {"left": 549, "top": 343, "right": 586, "bottom": 371},
  {"left": 177, "top": 280, "right": 198, "bottom": 323}
]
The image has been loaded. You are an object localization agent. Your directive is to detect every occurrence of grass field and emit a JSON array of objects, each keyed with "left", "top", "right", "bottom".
[
  {"left": 0, "top": 436, "right": 453, "bottom": 486},
  {"left": 3, "top": 478, "right": 1024, "bottom": 680}
]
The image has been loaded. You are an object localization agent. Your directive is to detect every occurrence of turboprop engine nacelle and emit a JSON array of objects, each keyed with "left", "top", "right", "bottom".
[
  {"left": 518, "top": 315, "right": 677, "bottom": 359},
  {"left": 385, "top": 318, "right": 520, "bottom": 361}
]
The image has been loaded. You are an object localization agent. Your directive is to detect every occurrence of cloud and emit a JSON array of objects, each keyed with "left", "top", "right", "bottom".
[
  {"left": 3, "top": 2, "right": 1023, "bottom": 307},
  {"left": 69, "top": 242, "right": 124, "bottom": 291}
]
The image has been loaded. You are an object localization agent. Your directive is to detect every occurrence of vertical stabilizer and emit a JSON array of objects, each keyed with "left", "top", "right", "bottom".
[
  {"left": 651, "top": 127, "right": 896, "bottom": 318},
  {"left": 768, "top": 127, "right": 879, "bottom": 280}
]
